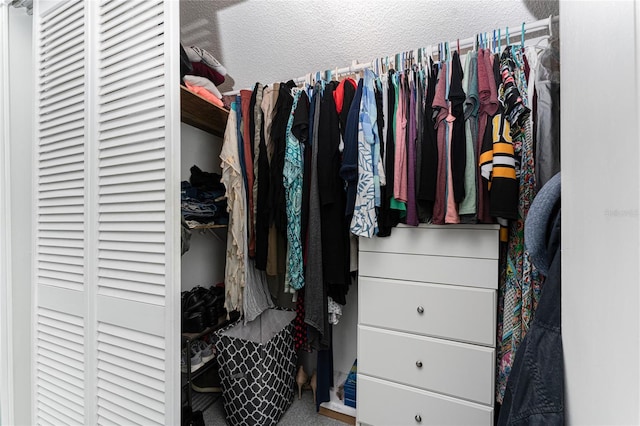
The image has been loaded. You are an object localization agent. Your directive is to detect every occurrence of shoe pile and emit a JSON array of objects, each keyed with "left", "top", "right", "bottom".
[
  {"left": 181, "top": 339, "right": 216, "bottom": 374},
  {"left": 182, "top": 285, "right": 225, "bottom": 334}
]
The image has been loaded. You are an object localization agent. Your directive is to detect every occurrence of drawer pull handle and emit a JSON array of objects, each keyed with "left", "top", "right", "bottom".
[
  {"left": 417, "top": 306, "right": 425, "bottom": 314},
  {"left": 415, "top": 414, "right": 422, "bottom": 423},
  {"left": 416, "top": 360, "right": 423, "bottom": 368}
]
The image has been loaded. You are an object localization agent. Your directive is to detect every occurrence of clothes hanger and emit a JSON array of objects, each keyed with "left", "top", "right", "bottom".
[
  {"left": 506, "top": 26, "right": 510, "bottom": 47},
  {"left": 498, "top": 28, "right": 501, "bottom": 53},
  {"left": 521, "top": 22, "right": 526, "bottom": 50},
  {"left": 492, "top": 30, "right": 496, "bottom": 53}
]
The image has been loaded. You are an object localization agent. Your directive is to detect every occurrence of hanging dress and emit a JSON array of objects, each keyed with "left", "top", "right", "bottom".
[{"left": 283, "top": 89, "right": 305, "bottom": 292}]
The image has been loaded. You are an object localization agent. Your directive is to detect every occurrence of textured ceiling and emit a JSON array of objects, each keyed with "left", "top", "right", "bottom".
[{"left": 180, "top": 0, "right": 558, "bottom": 94}]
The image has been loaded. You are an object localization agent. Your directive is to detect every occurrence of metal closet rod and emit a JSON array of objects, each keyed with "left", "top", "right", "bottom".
[{"left": 222, "top": 14, "right": 558, "bottom": 96}]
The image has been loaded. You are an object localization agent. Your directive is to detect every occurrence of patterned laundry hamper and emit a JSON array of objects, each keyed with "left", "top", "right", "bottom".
[{"left": 214, "top": 309, "right": 297, "bottom": 426}]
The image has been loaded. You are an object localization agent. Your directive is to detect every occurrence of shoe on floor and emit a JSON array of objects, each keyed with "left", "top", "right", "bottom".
[
  {"left": 181, "top": 346, "right": 203, "bottom": 373},
  {"left": 195, "top": 339, "right": 215, "bottom": 364}
]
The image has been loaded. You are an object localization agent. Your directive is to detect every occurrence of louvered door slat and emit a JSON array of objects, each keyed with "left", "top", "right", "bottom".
[
  {"left": 99, "top": 77, "right": 162, "bottom": 107},
  {"left": 37, "top": 381, "right": 84, "bottom": 414},
  {"left": 41, "top": 25, "right": 84, "bottom": 57},
  {"left": 100, "top": 88, "right": 164, "bottom": 116},
  {"left": 41, "top": 59, "right": 84, "bottom": 87},
  {"left": 39, "top": 76, "right": 83, "bottom": 101},
  {"left": 40, "top": 35, "right": 84, "bottom": 65},
  {"left": 40, "top": 0, "right": 81, "bottom": 30},
  {"left": 39, "top": 43, "right": 82, "bottom": 74},
  {"left": 98, "top": 360, "right": 164, "bottom": 393},
  {"left": 39, "top": 170, "right": 83, "bottom": 186},
  {"left": 100, "top": 96, "right": 164, "bottom": 123},
  {"left": 101, "top": 1, "right": 157, "bottom": 34},
  {"left": 101, "top": 15, "right": 163, "bottom": 53},
  {"left": 38, "top": 371, "right": 84, "bottom": 400},
  {"left": 37, "top": 363, "right": 84, "bottom": 392},
  {"left": 40, "top": 86, "right": 84, "bottom": 110},
  {"left": 39, "top": 145, "right": 84, "bottom": 162},
  {"left": 98, "top": 240, "right": 164, "bottom": 253},
  {"left": 100, "top": 66, "right": 164, "bottom": 96},
  {"left": 39, "top": 105, "right": 84, "bottom": 128},
  {"left": 37, "top": 398, "right": 81, "bottom": 425},
  {"left": 101, "top": 38, "right": 163, "bottom": 73},
  {"left": 40, "top": 8, "right": 83, "bottom": 45}
]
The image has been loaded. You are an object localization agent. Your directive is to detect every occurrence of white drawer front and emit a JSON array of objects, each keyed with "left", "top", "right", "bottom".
[
  {"left": 359, "top": 277, "right": 496, "bottom": 346},
  {"left": 360, "top": 226, "right": 499, "bottom": 259},
  {"left": 357, "top": 375, "right": 493, "bottom": 426},
  {"left": 359, "top": 251, "right": 498, "bottom": 289},
  {"left": 358, "top": 326, "right": 494, "bottom": 405}
]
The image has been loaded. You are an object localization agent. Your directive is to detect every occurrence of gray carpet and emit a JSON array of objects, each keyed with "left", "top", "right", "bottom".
[{"left": 201, "top": 390, "right": 346, "bottom": 425}]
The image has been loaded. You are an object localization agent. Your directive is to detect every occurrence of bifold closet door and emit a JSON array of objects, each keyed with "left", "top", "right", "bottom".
[{"left": 34, "top": 0, "right": 180, "bottom": 425}]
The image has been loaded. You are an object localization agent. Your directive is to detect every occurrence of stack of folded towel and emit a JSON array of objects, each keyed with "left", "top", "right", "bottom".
[{"left": 180, "top": 44, "right": 228, "bottom": 107}]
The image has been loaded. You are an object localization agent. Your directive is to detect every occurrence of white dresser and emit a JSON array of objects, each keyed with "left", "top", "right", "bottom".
[{"left": 357, "top": 224, "right": 500, "bottom": 426}]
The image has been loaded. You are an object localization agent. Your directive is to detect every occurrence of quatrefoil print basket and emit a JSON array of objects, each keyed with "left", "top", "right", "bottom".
[{"left": 214, "top": 308, "right": 297, "bottom": 426}]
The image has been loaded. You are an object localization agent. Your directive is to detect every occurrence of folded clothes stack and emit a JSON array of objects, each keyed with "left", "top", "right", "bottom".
[
  {"left": 181, "top": 165, "right": 228, "bottom": 227},
  {"left": 180, "top": 43, "right": 228, "bottom": 107}
]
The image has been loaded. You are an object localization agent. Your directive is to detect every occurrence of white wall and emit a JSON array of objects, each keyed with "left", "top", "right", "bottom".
[
  {"left": 181, "top": 0, "right": 558, "bottom": 92},
  {"left": 561, "top": 1, "right": 640, "bottom": 424}
]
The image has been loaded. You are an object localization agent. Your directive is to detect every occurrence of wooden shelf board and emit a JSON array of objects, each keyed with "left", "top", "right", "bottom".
[
  {"left": 188, "top": 223, "right": 227, "bottom": 230},
  {"left": 180, "top": 85, "right": 229, "bottom": 137},
  {"left": 318, "top": 406, "right": 356, "bottom": 425}
]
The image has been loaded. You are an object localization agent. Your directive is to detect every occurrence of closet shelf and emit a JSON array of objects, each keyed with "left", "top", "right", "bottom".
[
  {"left": 188, "top": 223, "right": 228, "bottom": 230},
  {"left": 180, "top": 85, "right": 229, "bottom": 137}
]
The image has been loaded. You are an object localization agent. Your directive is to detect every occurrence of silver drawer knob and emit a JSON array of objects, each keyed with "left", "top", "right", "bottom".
[
  {"left": 417, "top": 306, "right": 424, "bottom": 314},
  {"left": 416, "top": 360, "right": 423, "bottom": 368},
  {"left": 415, "top": 414, "right": 422, "bottom": 423}
]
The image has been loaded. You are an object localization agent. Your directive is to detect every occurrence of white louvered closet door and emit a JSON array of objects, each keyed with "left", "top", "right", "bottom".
[{"left": 34, "top": 0, "right": 180, "bottom": 425}]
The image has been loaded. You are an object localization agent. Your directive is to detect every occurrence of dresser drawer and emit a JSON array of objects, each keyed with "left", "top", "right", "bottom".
[
  {"left": 358, "top": 326, "right": 494, "bottom": 405},
  {"left": 359, "top": 277, "right": 496, "bottom": 346},
  {"left": 359, "top": 225, "right": 499, "bottom": 259},
  {"left": 359, "top": 251, "right": 498, "bottom": 289},
  {"left": 357, "top": 375, "right": 493, "bottom": 426}
]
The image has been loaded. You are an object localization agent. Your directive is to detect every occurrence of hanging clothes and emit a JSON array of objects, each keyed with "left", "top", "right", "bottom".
[
  {"left": 476, "top": 48, "right": 499, "bottom": 223},
  {"left": 220, "top": 102, "right": 245, "bottom": 314},
  {"left": 405, "top": 74, "right": 419, "bottom": 226},
  {"left": 255, "top": 85, "right": 273, "bottom": 271},
  {"left": 449, "top": 51, "right": 467, "bottom": 205},
  {"left": 283, "top": 89, "right": 307, "bottom": 292},
  {"left": 393, "top": 74, "right": 408, "bottom": 204},
  {"left": 535, "top": 37, "right": 561, "bottom": 190},
  {"left": 252, "top": 83, "right": 263, "bottom": 258},
  {"left": 256, "top": 83, "right": 279, "bottom": 274},
  {"left": 417, "top": 61, "right": 439, "bottom": 223},
  {"left": 496, "top": 46, "right": 543, "bottom": 404},
  {"left": 378, "top": 70, "right": 401, "bottom": 235},
  {"left": 305, "top": 83, "right": 328, "bottom": 341},
  {"left": 431, "top": 62, "right": 449, "bottom": 225},
  {"left": 351, "top": 68, "right": 380, "bottom": 237},
  {"left": 318, "top": 82, "right": 350, "bottom": 308},
  {"left": 414, "top": 69, "right": 424, "bottom": 215},
  {"left": 240, "top": 90, "right": 256, "bottom": 257},
  {"left": 341, "top": 80, "right": 363, "bottom": 219},
  {"left": 459, "top": 51, "right": 479, "bottom": 221}
]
